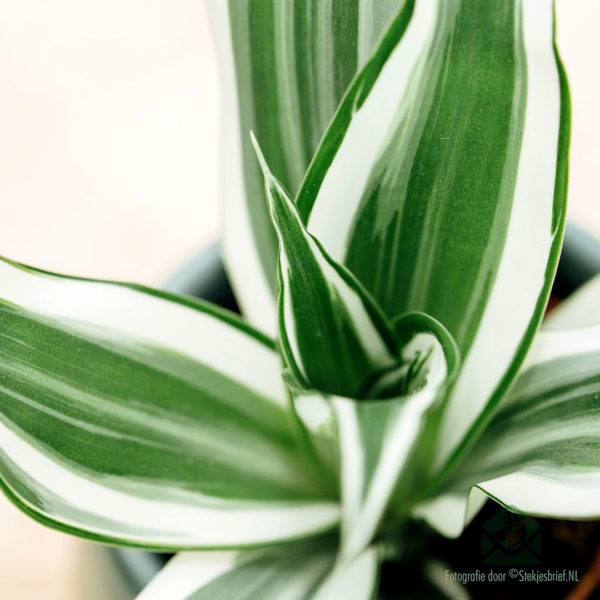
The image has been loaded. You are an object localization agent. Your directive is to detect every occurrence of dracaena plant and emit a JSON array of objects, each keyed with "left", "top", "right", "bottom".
[{"left": 0, "top": 0, "right": 598, "bottom": 598}]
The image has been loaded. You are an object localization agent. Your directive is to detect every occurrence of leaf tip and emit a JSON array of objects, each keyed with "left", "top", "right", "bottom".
[{"left": 249, "top": 131, "right": 271, "bottom": 177}]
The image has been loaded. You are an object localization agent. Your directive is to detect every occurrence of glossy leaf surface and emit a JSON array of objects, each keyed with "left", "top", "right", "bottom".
[
  {"left": 416, "top": 323, "right": 600, "bottom": 537},
  {"left": 0, "top": 259, "right": 338, "bottom": 549},
  {"left": 298, "top": 0, "right": 569, "bottom": 467},
  {"left": 253, "top": 134, "right": 399, "bottom": 398},
  {"left": 207, "top": 0, "right": 406, "bottom": 333}
]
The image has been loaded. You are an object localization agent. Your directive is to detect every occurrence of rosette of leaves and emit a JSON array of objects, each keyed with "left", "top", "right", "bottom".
[{"left": 1, "top": 1, "right": 598, "bottom": 598}]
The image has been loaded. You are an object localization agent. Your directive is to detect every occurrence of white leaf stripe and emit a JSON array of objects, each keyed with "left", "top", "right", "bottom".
[
  {"left": 293, "top": 392, "right": 340, "bottom": 480},
  {"left": 0, "top": 259, "right": 339, "bottom": 548},
  {"left": 436, "top": 0, "right": 566, "bottom": 466},
  {"left": 334, "top": 398, "right": 434, "bottom": 560},
  {"left": 252, "top": 135, "right": 398, "bottom": 399},
  {"left": 417, "top": 324, "right": 600, "bottom": 536},
  {"left": 0, "top": 259, "right": 284, "bottom": 407},
  {"left": 136, "top": 552, "right": 238, "bottom": 600},
  {"left": 335, "top": 392, "right": 442, "bottom": 559},
  {"left": 312, "top": 546, "right": 379, "bottom": 600},
  {"left": 334, "top": 399, "right": 366, "bottom": 544},
  {"left": 295, "top": 0, "right": 568, "bottom": 476},
  {"left": 0, "top": 421, "right": 337, "bottom": 548},
  {"left": 521, "top": 325, "right": 600, "bottom": 371},
  {"left": 412, "top": 489, "right": 488, "bottom": 539},
  {"left": 207, "top": 0, "right": 405, "bottom": 334},
  {"left": 417, "top": 449, "right": 600, "bottom": 538},
  {"left": 0, "top": 277, "right": 307, "bottom": 494},
  {"left": 333, "top": 323, "right": 454, "bottom": 559},
  {"left": 136, "top": 540, "right": 379, "bottom": 600},
  {"left": 182, "top": 542, "right": 334, "bottom": 599},
  {"left": 206, "top": 0, "right": 277, "bottom": 335},
  {"left": 476, "top": 469, "right": 600, "bottom": 520},
  {"left": 451, "top": 340, "right": 600, "bottom": 487},
  {"left": 301, "top": 0, "right": 429, "bottom": 259}
]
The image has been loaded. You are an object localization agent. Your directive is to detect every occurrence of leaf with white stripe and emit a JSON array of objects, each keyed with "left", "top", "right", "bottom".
[
  {"left": 252, "top": 134, "right": 399, "bottom": 399},
  {"left": 206, "top": 0, "right": 407, "bottom": 334},
  {"left": 0, "top": 258, "right": 338, "bottom": 549},
  {"left": 415, "top": 323, "right": 600, "bottom": 536},
  {"left": 137, "top": 539, "right": 380, "bottom": 600},
  {"left": 312, "top": 545, "right": 380, "bottom": 600},
  {"left": 135, "top": 551, "right": 239, "bottom": 600},
  {"left": 330, "top": 314, "right": 458, "bottom": 560},
  {"left": 297, "top": 0, "right": 569, "bottom": 470}
]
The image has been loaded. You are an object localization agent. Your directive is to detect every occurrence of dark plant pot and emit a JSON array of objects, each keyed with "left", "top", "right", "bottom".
[{"left": 100, "top": 223, "right": 600, "bottom": 599}]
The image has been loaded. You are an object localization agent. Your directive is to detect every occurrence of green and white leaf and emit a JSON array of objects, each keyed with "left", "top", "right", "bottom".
[
  {"left": 312, "top": 546, "right": 379, "bottom": 600},
  {"left": 253, "top": 134, "right": 399, "bottom": 399},
  {"left": 411, "top": 488, "right": 488, "bottom": 539},
  {"left": 415, "top": 322, "right": 600, "bottom": 537},
  {"left": 297, "top": 0, "right": 569, "bottom": 470},
  {"left": 135, "top": 551, "right": 238, "bottom": 600},
  {"left": 137, "top": 538, "right": 379, "bottom": 600},
  {"left": 0, "top": 259, "right": 338, "bottom": 549},
  {"left": 331, "top": 315, "right": 458, "bottom": 559},
  {"left": 206, "top": 0, "right": 406, "bottom": 334},
  {"left": 467, "top": 325, "right": 600, "bottom": 519}
]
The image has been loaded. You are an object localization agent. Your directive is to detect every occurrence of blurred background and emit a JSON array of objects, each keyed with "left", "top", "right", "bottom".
[{"left": 0, "top": 1, "right": 598, "bottom": 598}]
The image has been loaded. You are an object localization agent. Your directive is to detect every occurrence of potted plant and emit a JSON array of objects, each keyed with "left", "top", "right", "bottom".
[{"left": 1, "top": 1, "right": 599, "bottom": 598}]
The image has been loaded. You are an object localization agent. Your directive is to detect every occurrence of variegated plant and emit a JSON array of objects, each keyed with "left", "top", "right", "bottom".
[{"left": 0, "top": 1, "right": 598, "bottom": 598}]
